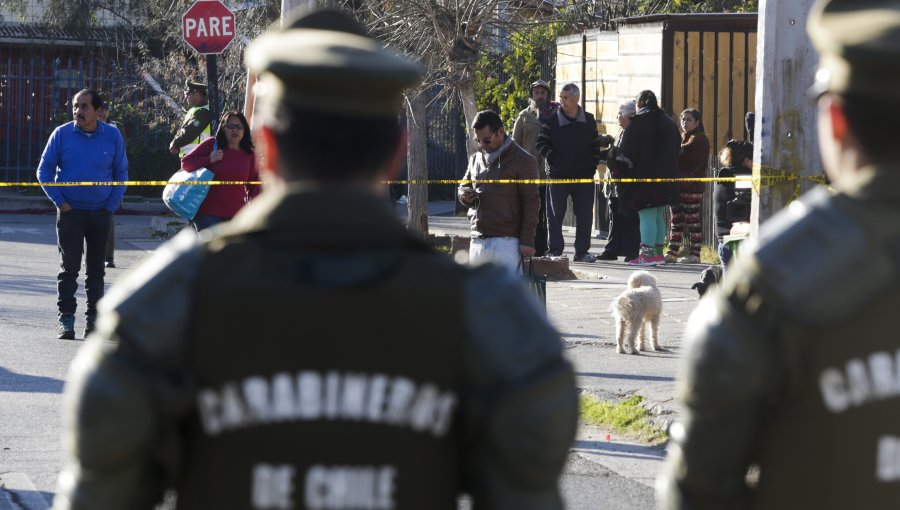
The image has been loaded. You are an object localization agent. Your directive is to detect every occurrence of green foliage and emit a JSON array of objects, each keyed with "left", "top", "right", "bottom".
[
  {"left": 579, "top": 393, "right": 667, "bottom": 443},
  {"left": 642, "top": 0, "right": 758, "bottom": 13},
  {"left": 475, "top": 22, "right": 566, "bottom": 129}
]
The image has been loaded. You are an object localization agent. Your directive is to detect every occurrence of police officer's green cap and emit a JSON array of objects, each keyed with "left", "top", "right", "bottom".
[
  {"left": 185, "top": 80, "right": 207, "bottom": 94},
  {"left": 808, "top": 0, "right": 900, "bottom": 98},
  {"left": 245, "top": 8, "right": 423, "bottom": 118}
]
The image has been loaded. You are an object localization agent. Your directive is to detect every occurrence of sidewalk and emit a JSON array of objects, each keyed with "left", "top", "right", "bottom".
[{"left": 0, "top": 189, "right": 168, "bottom": 215}]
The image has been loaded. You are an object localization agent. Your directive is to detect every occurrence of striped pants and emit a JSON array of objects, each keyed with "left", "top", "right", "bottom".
[{"left": 667, "top": 192, "right": 703, "bottom": 257}]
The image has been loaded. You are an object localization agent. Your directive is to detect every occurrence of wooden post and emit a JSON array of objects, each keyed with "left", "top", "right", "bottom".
[
  {"left": 751, "top": 0, "right": 819, "bottom": 235},
  {"left": 281, "top": 0, "right": 314, "bottom": 22}
]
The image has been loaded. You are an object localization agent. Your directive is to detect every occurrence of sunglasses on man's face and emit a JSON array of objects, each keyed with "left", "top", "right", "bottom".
[{"left": 476, "top": 132, "right": 497, "bottom": 145}]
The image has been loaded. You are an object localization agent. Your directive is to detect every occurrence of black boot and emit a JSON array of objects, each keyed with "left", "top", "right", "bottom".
[
  {"left": 84, "top": 315, "right": 96, "bottom": 338},
  {"left": 58, "top": 313, "right": 75, "bottom": 340}
]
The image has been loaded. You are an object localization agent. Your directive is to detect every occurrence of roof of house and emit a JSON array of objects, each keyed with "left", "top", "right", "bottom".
[
  {"left": 0, "top": 22, "right": 140, "bottom": 46},
  {"left": 613, "top": 12, "right": 758, "bottom": 31}
]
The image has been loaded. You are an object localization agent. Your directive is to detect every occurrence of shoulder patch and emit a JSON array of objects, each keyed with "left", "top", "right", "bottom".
[{"left": 752, "top": 188, "right": 892, "bottom": 323}]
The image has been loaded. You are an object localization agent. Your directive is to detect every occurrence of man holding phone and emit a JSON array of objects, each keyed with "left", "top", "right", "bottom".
[{"left": 458, "top": 110, "right": 540, "bottom": 273}]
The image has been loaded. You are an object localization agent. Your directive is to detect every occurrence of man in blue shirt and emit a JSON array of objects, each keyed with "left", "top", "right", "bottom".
[{"left": 37, "top": 89, "right": 128, "bottom": 339}]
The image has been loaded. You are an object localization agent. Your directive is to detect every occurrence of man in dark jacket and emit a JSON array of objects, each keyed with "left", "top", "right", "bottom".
[
  {"left": 657, "top": 0, "right": 900, "bottom": 508},
  {"left": 536, "top": 82, "right": 606, "bottom": 262},
  {"left": 52, "top": 9, "right": 578, "bottom": 510},
  {"left": 459, "top": 110, "right": 540, "bottom": 273}
]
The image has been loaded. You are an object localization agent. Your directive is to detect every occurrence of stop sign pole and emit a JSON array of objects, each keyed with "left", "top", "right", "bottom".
[{"left": 182, "top": 0, "right": 237, "bottom": 134}]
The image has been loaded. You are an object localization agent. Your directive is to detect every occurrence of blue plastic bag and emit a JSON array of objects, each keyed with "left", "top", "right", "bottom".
[{"left": 162, "top": 167, "right": 215, "bottom": 220}]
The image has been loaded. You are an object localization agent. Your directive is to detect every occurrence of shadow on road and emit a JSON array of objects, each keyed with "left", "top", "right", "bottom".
[
  {"left": 577, "top": 372, "right": 674, "bottom": 382},
  {"left": 0, "top": 367, "right": 65, "bottom": 393}
]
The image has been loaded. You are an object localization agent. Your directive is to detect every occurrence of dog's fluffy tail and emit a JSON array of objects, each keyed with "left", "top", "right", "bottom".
[{"left": 628, "top": 270, "right": 658, "bottom": 289}]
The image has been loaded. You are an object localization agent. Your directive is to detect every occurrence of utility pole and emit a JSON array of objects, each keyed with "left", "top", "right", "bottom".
[
  {"left": 281, "top": 0, "right": 315, "bottom": 23},
  {"left": 751, "top": 0, "right": 820, "bottom": 235}
]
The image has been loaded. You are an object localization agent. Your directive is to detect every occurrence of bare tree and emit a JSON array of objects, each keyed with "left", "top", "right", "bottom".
[
  {"left": 341, "top": 0, "right": 512, "bottom": 154},
  {"left": 338, "top": 0, "right": 572, "bottom": 238},
  {"left": 1, "top": 0, "right": 280, "bottom": 128}
]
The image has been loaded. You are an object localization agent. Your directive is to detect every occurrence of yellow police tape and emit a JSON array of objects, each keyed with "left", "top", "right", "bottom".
[
  {"left": 0, "top": 167, "right": 828, "bottom": 189},
  {"left": 0, "top": 175, "right": 824, "bottom": 188}
]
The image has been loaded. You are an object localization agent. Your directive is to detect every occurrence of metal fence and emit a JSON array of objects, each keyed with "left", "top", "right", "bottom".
[
  {"left": 0, "top": 50, "right": 173, "bottom": 185},
  {"left": 424, "top": 92, "right": 468, "bottom": 201}
]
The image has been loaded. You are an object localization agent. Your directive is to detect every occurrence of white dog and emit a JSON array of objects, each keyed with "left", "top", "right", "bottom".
[{"left": 609, "top": 270, "right": 662, "bottom": 355}]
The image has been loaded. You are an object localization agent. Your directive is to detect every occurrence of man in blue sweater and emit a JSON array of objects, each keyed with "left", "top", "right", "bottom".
[{"left": 37, "top": 89, "right": 128, "bottom": 339}]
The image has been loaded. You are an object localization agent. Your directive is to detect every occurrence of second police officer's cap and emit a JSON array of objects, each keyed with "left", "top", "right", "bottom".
[
  {"left": 808, "top": 0, "right": 900, "bottom": 98},
  {"left": 185, "top": 80, "right": 207, "bottom": 94},
  {"left": 245, "top": 8, "right": 423, "bottom": 118}
]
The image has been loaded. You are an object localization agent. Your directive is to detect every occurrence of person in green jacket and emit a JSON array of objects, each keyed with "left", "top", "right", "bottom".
[{"left": 168, "top": 80, "right": 212, "bottom": 157}]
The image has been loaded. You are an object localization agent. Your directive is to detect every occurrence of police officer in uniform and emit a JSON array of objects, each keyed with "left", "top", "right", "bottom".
[
  {"left": 657, "top": 1, "right": 900, "bottom": 508},
  {"left": 52, "top": 9, "right": 578, "bottom": 510},
  {"left": 168, "top": 80, "right": 212, "bottom": 156}
]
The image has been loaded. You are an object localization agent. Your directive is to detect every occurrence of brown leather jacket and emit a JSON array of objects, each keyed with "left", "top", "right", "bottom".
[{"left": 457, "top": 139, "right": 540, "bottom": 247}]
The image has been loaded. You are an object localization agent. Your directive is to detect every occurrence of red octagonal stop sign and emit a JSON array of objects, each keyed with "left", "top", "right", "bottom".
[{"left": 183, "top": 0, "right": 236, "bottom": 55}]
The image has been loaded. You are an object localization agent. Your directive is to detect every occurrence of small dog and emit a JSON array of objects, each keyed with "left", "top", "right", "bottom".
[
  {"left": 691, "top": 265, "right": 723, "bottom": 297},
  {"left": 609, "top": 271, "right": 662, "bottom": 355}
]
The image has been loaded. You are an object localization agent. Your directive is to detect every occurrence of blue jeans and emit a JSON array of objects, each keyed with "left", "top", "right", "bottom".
[
  {"left": 56, "top": 208, "right": 113, "bottom": 317},
  {"left": 718, "top": 241, "right": 733, "bottom": 272},
  {"left": 192, "top": 213, "right": 229, "bottom": 233},
  {"left": 547, "top": 183, "right": 594, "bottom": 256}
]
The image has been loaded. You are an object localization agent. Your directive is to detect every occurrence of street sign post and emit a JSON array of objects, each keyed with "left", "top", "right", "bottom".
[{"left": 182, "top": 0, "right": 237, "bottom": 133}]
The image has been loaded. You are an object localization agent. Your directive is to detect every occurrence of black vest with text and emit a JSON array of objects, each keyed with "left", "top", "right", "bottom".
[{"left": 174, "top": 229, "right": 468, "bottom": 510}]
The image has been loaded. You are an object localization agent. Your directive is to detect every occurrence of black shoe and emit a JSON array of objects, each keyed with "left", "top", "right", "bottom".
[
  {"left": 573, "top": 253, "right": 597, "bottom": 263},
  {"left": 597, "top": 251, "right": 618, "bottom": 261},
  {"left": 57, "top": 313, "right": 75, "bottom": 340},
  {"left": 84, "top": 317, "right": 96, "bottom": 338},
  {"left": 105, "top": 258, "right": 115, "bottom": 268}
]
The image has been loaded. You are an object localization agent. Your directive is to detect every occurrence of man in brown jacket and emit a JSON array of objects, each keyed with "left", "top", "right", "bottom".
[{"left": 459, "top": 110, "right": 540, "bottom": 273}]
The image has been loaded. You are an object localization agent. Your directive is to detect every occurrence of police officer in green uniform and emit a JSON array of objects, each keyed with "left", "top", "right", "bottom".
[
  {"left": 168, "top": 80, "right": 212, "bottom": 156},
  {"left": 657, "top": 1, "right": 900, "bottom": 508},
  {"left": 52, "top": 9, "right": 578, "bottom": 510}
]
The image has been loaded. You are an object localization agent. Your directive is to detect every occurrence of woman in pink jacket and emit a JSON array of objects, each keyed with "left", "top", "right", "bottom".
[{"left": 181, "top": 111, "right": 260, "bottom": 232}]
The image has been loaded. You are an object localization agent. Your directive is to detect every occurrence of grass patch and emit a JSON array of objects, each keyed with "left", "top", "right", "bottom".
[
  {"left": 700, "top": 244, "right": 720, "bottom": 265},
  {"left": 580, "top": 394, "right": 667, "bottom": 443}
]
